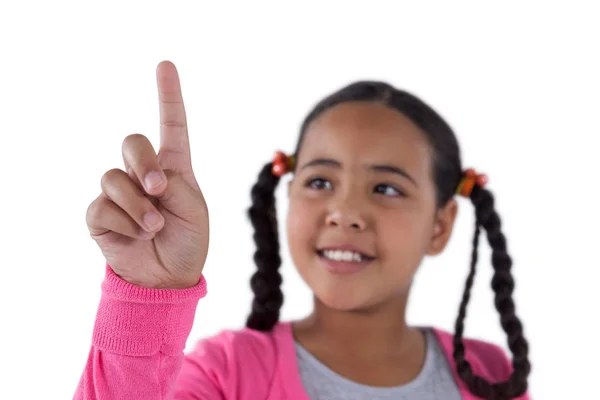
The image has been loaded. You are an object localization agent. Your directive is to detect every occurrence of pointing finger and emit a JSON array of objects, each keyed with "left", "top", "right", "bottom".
[{"left": 156, "top": 61, "right": 191, "bottom": 170}]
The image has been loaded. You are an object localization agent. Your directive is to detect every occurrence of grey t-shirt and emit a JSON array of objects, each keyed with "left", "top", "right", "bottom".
[{"left": 294, "top": 328, "right": 462, "bottom": 400}]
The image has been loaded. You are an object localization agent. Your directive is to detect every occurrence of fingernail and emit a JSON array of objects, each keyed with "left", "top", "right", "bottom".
[
  {"left": 143, "top": 212, "right": 162, "bottom": 231},
  {"left": 145, "top": 171, "right": 164, "bottom": 190}
]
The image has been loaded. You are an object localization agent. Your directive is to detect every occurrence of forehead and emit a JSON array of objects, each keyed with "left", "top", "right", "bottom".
[{"left": 299, "top": 101, "right": 432, "bottom": 167}]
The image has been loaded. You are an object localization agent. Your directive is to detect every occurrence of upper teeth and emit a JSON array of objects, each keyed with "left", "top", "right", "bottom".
[{"left": 322, "top": 250, "right": 364, "bottom": 262}]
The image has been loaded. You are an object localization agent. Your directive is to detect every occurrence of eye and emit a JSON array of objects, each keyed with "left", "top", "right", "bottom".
[
  {"left": 374, "top": 184, "right": 405, "bottom": 197},
  {"left": 306, "top": 177, "right": 333, "bottom": 191}
]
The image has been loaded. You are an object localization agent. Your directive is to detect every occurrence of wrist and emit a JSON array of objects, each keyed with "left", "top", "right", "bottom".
[{"left": 151, "top": 279, "right": 201, "bottom": 290}]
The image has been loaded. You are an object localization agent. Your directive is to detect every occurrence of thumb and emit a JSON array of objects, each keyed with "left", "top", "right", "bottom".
[{"left": 153, "top": 169, "right": 208, "bottom": 223}]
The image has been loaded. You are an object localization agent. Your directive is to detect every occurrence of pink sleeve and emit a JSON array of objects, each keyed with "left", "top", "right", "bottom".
[
  {"left": 73, "top": 264, "right": 222, "bottom": 400},
  {"left": 173, "top": 329, "right": 279, "bottom": 400}
]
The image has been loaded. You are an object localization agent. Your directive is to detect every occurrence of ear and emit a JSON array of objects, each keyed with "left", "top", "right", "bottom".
[{"left": 427, "top": 198, "right": 459, "bottom": 256}]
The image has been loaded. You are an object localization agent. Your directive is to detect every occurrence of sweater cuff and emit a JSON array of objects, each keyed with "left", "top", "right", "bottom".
[{"left": 92, "top": 263, "right": 207, "bottom": 356}]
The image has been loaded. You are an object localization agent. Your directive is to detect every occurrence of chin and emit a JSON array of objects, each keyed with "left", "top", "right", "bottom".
[
  {"left": 311, "top": 279, "right": 383, "bottom": 312},
  {"left": 293, "top": 254, "right": 380, "bottom": 311},
  {"left": 317, "top": 295, "right": 368, "bottom": 312}
]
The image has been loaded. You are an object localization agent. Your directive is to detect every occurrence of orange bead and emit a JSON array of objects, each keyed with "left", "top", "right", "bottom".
[
  {"left": 459, "top": 178, "right": 476, "bottom": 197},
  {"left": 456, "top": 169, "right": 488, "bottom": 197},
  {"left": 272, "top": 162, "right": 285, "bottom": 177},
  {"left": 477, "top": 174, "right": 488, "bottom": 186},
  {"left": 273, "top": 151, "right": 286, "bottom": 163}
]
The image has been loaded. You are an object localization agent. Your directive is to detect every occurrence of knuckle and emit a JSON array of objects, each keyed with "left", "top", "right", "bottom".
[
  {"left": 86, "top": 196, "right": 106, "bottom": 225},
  {"left": 123, "top": 133, "right": 147, "bottom": 146},
  {"left": 122, "top": 133, "right": 149, "bottom": 156},
  {"left": 160, "top": 120, "right": 186, "bottom": 128},
  {"left": 101, "top": 168, "right": 124, "bottom": 189}
]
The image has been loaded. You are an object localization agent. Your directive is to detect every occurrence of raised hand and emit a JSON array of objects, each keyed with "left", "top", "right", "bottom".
[{"left": 86, "top": 61, "right": 209, "bottom": 289}]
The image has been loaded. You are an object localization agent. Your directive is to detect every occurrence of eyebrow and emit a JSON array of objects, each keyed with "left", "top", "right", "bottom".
[{"left": 299, "top": 158, "right": 418, "bottom": 187}]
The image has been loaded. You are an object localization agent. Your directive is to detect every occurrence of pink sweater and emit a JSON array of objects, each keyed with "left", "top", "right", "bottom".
[{"left": 73, "top": 264, "right": 530, "bottom": 399}]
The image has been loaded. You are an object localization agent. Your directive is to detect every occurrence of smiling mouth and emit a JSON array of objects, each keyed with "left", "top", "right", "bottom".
[{"left": 316, "top": 249, "right": 376, "bottom": 263}]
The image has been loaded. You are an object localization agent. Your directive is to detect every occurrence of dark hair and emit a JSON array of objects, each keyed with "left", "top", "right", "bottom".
[{"left": 245, "top": 81, "right": 530, "bottom": 399}]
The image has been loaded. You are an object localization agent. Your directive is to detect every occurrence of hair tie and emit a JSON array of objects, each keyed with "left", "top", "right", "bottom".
[
  {"left": 272, "top": 151, "right": 296, "bottom": 177},
  {"left": 456, "top": 168, "right": 488, "bottom": 197}
]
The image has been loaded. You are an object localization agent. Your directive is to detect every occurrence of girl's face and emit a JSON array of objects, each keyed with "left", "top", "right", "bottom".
[{"left": 286, "top": 101, "right": 458, "bottom": 311}]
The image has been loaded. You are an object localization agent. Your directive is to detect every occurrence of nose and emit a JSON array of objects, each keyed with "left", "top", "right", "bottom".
[{"left": 325, "top": 205, "right": 367, "bottom": 231}]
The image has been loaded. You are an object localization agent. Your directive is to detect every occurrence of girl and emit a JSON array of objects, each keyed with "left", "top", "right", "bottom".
[{"left": 77, "top": 61, "right": 531, "bottom": 400}]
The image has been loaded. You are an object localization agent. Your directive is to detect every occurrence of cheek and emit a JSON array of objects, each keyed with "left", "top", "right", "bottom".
[
  {"left": 377, "top": 207, "right": 434, "bottom": 266},
  {"left": 286, "top": 198, "right": 319, "bottom": 253}
]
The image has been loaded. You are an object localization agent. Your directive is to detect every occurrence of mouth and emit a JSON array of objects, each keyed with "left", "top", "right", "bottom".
[
  {"left": 316, "top": 248, "right": 376, "bottom": 263},
  {"left": 315, "top": 246, "right": 376, "bottom": 274}
]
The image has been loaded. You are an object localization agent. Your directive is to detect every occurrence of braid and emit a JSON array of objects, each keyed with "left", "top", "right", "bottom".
[
  {"left": 245, "top": 162, "right": 285, "bottom": 331},
  {"left": 452, "top": 185, "right": 531, "bottom": 399}
]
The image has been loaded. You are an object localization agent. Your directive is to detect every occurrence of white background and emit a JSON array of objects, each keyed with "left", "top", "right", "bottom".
[{"left": 1, "top": 1, "right": 598, "bottom": 399}]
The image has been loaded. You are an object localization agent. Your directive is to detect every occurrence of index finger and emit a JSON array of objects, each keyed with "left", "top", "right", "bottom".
[{"left": 156, "top": 61, "right": 191, "bottom": 167}]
